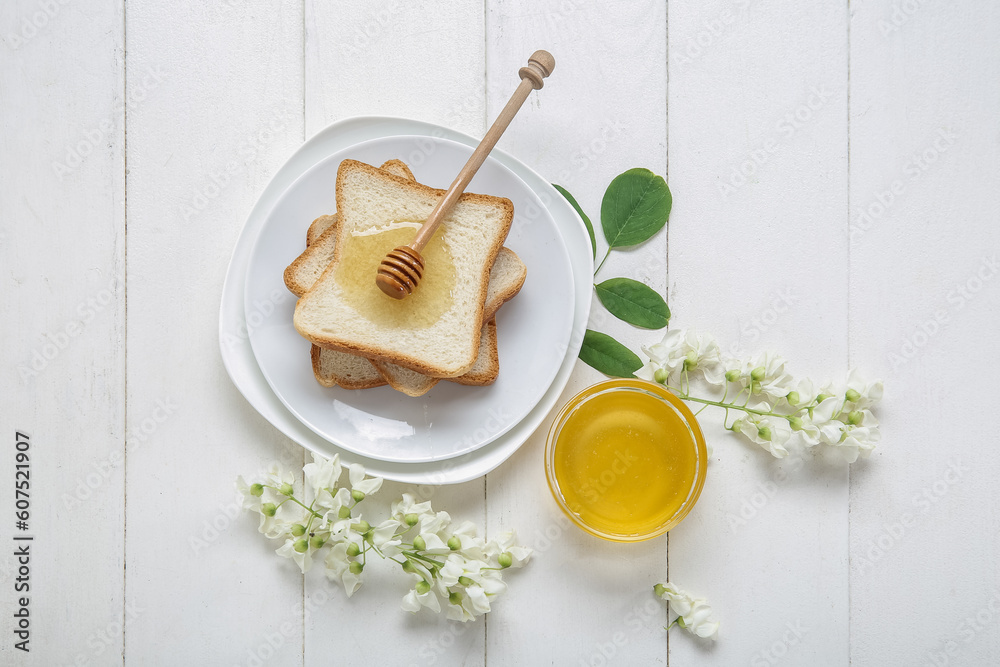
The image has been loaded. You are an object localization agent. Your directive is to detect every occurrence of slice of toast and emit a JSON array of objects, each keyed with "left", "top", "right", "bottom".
[
  {"left": 289, "top": 160, "right": 524, "bottom": 392},
  {"left": 313, "top": 246, "right": 525, "bottom": 394},
  {"left": 297, "top": 161, "right": 416, "bottom": 389},
  {"left": 294, "top": 160, "right": 515, "bottom": 378}
]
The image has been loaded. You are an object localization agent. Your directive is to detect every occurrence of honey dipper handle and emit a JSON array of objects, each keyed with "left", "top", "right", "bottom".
[{"left": 410, "top": 50, "right": 555, "bottom": 251}]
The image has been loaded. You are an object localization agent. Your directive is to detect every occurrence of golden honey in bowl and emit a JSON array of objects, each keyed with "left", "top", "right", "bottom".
[
  {"left": 545, "top": 379, "right": 707, "bottom": 542},
  {"left": 334, "top": 220, "right": 455, "bottom": 328}
]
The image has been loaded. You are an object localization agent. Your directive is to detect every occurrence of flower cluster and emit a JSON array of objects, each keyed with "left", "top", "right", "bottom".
[
  {"left": 637, "top": 329, "right": 883, "bottom": 462},
  {"left": 237, "top": 454, "right": 531, "bottom": 621},
  {"left": 654, "top": 582, "right": 720, "bottom": 640}
]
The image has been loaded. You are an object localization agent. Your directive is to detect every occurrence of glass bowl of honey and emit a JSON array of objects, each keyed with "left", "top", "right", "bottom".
[{"left": 544, "top": 378, "right": 708, "bottom": 542}]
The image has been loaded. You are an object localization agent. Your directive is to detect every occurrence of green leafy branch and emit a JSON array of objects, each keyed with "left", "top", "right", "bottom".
[{"left": 554, "top": 169, "right": 672, "bottom": 377}]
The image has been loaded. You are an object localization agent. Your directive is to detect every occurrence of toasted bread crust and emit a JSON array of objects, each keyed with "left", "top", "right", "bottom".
[{"left": 294, "top": 159, "right": 515, "bottom": 378}]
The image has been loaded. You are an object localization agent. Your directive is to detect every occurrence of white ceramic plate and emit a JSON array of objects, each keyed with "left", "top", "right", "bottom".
[
  {"left": 219, "top": 117, "right": 593, "bottom": 483},
  {"left": 243, "top": 135, "right": 574, "bottom": 463}
]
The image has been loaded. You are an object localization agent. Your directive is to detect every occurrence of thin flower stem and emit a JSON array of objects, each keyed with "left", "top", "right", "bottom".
[
  {"left": 594, "top": 247, "right": 613, "bottom": 276},
  {"left": 665, "top": 387, "right": 788, "bottom": 419},
  {"left": 284, "top": 495, "right": 324, "bottom": 520}
]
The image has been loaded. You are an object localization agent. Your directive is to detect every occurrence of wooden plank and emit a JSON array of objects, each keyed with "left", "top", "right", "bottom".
[
  {"left": 0, "top": 1, "right": 126, "bottom": 663},
  {"left": 303, "top": 3, "right": 489, "bottom": 665},
  {"left": 848, "top": 2, "right": 1000, "bottom": 663},
  {"left": 484, "top": 2, "right": 669, "bottom": 664},
  {"left": 667, "top": 0, "right": 850, "bottom": 663},
  {"left": 123, "top": 1, "right": 306, "bottom": 664}
]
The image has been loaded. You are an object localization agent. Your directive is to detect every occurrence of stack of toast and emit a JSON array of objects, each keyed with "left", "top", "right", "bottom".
[{"left": 284, "top": 159, "right": 525, "bottom": 397}]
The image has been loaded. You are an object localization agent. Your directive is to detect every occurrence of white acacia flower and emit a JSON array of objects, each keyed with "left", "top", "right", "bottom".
[
  {"left": 487, "top": 531, "right": 532, "bottom": 568},
  {"left": 236, "top": 476, "right": 261, "bottom": 511},
  {"left": 370, "top": 519, "right": 403, "bottom": 558},
  {"left": 324, "top": 539, "right": 364, "bottom": 597},
  {"left": 315, "top": 486, "right": 351, "bottom": 515},
  {"left": 845, "top": 369, "right": 884, "bottom": 410},
  {"left": 391, "top": 493, "right": 433, "bottom": 522},
  {"left": 276, "top": 537, "right": 315, "bottom": 574},
  {"left": 303, "top": 453, "right": 341, "bottom": 492},
  {"left": 655, "top": 582, "right": 719, "bottom": 640},
  {"left": 418, "top": 510, "right": 452, "bottom": 537},
  {"left": 640, "top": 329, "right": 725, "bottom": 387},
  {"left": 743, "top": 351, "right": 793, "bottom": 401},
  {"left": 827, "top": 410, "right": 880, "bottom": 462},
  {"left": 401, "top": 586, "right": 441, "bottom": 614},
  {"left": 446, "top": 595, "right": 477, "bottom": 622},
  {"left": 736, "top": 413, "right": 791, "bottom": 458},
  {"left": 348, "top": 463, "right": 383, "bottom": 497}
]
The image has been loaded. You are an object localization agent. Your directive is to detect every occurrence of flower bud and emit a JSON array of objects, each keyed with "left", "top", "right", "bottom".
[
  {"left": 278, "top": 483, "right": 295, "bottom": 497},
  {"left": 498, "top": 552, "right": 513, "bottom": 569},
  {"left": 309, "top": 535, "right": 326, "bottom": 549},
  {"left": 354, "top": 520, "right": 371, "bottom": 534},
  {"left": 402, "top": 559, "right": 416, "bottom": 574},
  {"left": 416, "top": 580, "right": 432, "bottom": 595},
  {"left": 412, "top": 535, "right": 426, "bottom": 551},
  {"left": 683, "top": 350, "right": 698, "bottom": 370},
  {"left": 785, "top": 391, "right": 800, "bottom": 406},
  {"left": 346, "top": 542, "right": 361, "bottom": 558},
  {"left": 788, "top": 416, "right": 804, "bottom": 431},
  {"left": 449, "top": 591, "right": 462, "bottom": 605},
  {"left": 845, "top": 388, "right": 861, "bottom": 403},
  {"left": 404, "top": 513, "right": 420, "bottom": 527},
  {"left": 458, "top": 576, "right": 474, "bottom": 587},
  {"left": 847, "top": 410, "right": 864, "bottom": 426},
  {"left": 249, "top": 483, "right": 264, "bottom": 497},
  {"left": 750, "top": 366, "right": 766, "bottom": 382},
  {"left": 291, "top": 523, "right": 307, "bottom": 537},
  {"left": 725, "top": 369, "right": 741, "bottom": 383},
  {"left": 653, "top": 583, "right": 666, "bottom": 597},
  {"left": 653, "top": 368, "right": 669, "bottom": 384},
  {"left": 447, "top": 536, "right": 462, "bottom": 551},
  {"left": 816, "top": 393, "right": 832, "bottom": 403},
  {"left": 750, "top": 380, "right": 762, "bottom": 394},
  {"left": 757, "top": 425, "right": 772, "bottom": 441},
  {"left": 261, "top": 503, "right": 277, "bottom": 517},
  {"left": 338, "top": 506, "right": 351, "bottom": 519},
  {"left": 349, "top": 561, "right": 364, "bottom": 575},
  {"left": 351, "top": 489, "right": 366, "bottom": 503},
  {"left": 293, "top": 538, "right": 309, "bottom": 553},
  {"left": 730, "top": 419, "right": 743, "bottom": 432}
]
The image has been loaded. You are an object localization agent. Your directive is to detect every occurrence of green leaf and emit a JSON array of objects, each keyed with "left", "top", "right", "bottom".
[
  {"left": 594, "top": 278, "right": 670, "bottom": 329},
  {"left": 579, "top": 330, "right": 643, "bottom": 378},
  {"left": 553, "top": 183, "right": 596, "bottom": 260},
  {"left": 600, "top": 168, "right": 672, "bottom": 248}
]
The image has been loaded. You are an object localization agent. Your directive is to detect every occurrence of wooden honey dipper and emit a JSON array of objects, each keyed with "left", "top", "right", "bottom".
[{"left": 375, "top": 50, "right": 555, "bottom": 299}]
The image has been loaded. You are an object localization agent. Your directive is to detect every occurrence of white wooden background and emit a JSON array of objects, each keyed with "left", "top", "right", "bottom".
[{"left": 1, "top": 0, "right": 998, "bottom": 664}]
